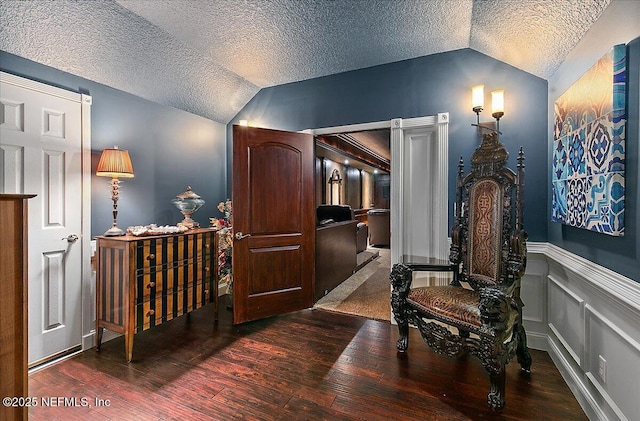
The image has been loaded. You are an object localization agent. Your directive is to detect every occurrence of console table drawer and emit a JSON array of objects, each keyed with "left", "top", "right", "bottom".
[
  {"left": 135, "top": 282, "right": 213, "bottom": 332},
  {"left": 136, "top": 258, "right": 211, "bottom": 302},
  {"left": 134, "top": 235, "right": 212, "bottom": 272}
]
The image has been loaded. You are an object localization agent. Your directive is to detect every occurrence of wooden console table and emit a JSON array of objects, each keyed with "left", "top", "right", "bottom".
[
  {"left": 0, "top": 194, "right": 35, "bottom": 421},
  {"left": 95, "top": 228, "right": 218, "bottom": 362}
]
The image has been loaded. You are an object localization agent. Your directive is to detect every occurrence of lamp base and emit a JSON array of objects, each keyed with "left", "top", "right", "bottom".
[{"left": 103, "top": 225, "right": 125, "bottom": 236}]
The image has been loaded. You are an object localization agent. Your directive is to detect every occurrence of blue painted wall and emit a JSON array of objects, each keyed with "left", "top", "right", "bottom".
[
  {"left": 1, "top": 51, "right": 227, "bottom": 237},
  {"left": 230, "top": 48, "right": 549, "bottom": 241}
]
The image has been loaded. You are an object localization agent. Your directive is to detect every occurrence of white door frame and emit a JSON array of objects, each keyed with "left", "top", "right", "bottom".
[
  {"left": 0, "top": 71, "right": 93, "bottom": 361},
  {"left": 390, "top": 114, "right": 449, "bottom": 265},
  {"left": 309, "top": 113, "right": 450, "bottom": 265}
]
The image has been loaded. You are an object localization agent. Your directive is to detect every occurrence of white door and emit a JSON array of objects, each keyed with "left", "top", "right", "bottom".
[
  {"left": 1, "top": 72, "right": 90, "bottom": 366},
  {"left": 390, "top": 115, "right": 450, "bottom": 288}
]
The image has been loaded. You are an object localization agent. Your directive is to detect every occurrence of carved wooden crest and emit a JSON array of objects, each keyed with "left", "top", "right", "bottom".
[{"left": 471, "top": 132, "right": 509, "bottom": 177}]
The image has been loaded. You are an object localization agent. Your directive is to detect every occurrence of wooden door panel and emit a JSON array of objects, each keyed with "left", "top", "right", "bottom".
[
  {"left": 233, "top": 126, "right": 314, "bottom": 324},
  {"left": 248, "top": 245, "right": 302, "bottom": 294},
  {"left": 249, "top": 144, "right": 303, "bottom": 234}
]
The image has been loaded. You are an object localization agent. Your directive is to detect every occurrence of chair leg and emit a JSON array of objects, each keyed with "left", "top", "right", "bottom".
[
  {"left": 396, "top": 319, "right": 409, "bottom": 352},
  {"left": 516, "top": 323, "right": 532, "bottom": 372},
  {"left": 390, "top": 263, "right": 412, "bottom": 352},
  {"left": 487, "top": 368, "right": 506, "bottom": 411}
]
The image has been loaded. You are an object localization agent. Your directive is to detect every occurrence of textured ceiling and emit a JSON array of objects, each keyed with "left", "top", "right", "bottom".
[{"left": 0, "top": 0, "right": 611, "bottom": 124}]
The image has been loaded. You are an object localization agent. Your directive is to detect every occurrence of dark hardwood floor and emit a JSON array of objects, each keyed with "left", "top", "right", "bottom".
[{"left": 29, "top": 299, "right": 587, "bottom": 420}]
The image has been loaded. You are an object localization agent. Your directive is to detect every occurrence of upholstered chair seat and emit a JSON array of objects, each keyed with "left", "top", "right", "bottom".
[{"left": 408, "top": 286, "right": 482, "bottom": 330}]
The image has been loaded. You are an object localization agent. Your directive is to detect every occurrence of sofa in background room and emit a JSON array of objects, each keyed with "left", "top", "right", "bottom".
[
  {"left": 367, "top": 208, "right": 390, "bottom": 247},
  {"left": 315, "top": 205, "right": 368, "bottom": 301}
]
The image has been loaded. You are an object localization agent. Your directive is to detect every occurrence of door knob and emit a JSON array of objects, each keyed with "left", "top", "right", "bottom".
[
  {"left": 235, "top": 232, "right": 251, "bottom": 240},
  {"left": 62, "top": 233, "right": 79, "bottom": 243}
]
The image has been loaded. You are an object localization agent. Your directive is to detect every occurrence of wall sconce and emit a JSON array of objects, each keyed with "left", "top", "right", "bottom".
[
  {"left": 238, "top": 119, "right": 249, "bottom": 126},
  {"left": 328, "top": 168, "right": 343, "bottom": 205},
  {"left": 96, "top": 146, "right": 134, "bottom": 236},
  {"left": 471, "top": 85, "right": 505, "bottom": 135}
]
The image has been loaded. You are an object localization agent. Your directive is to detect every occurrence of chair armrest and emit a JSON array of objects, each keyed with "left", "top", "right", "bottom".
[
  {"left": 478, "top": 287, "right": 515, "bottom": 335},
  {"left": 389, "top": 260, "right": 459, "bottom": 315},
  {"left": 399, "top": 256, "right": 460, "bottom": 286},
  {"left": 390, "top": 263, "right": 413, "bottom": 292}
]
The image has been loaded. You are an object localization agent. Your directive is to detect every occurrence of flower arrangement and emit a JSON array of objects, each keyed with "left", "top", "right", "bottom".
[{"left": 210, "top": 200, "right": 233, "bottom": 293}]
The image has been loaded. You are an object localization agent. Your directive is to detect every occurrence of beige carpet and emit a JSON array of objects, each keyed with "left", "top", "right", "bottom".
[{"left": 314, "top": 247, "right": 391, "bottom": 322}]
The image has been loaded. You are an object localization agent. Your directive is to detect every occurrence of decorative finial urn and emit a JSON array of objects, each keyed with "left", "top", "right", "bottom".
[{"left": 171, "top": 186, "right": 205, "bottom": 229}]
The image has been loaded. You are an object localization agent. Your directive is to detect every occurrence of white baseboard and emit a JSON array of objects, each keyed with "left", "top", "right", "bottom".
[
  {"left": 526, "top": 331, "right": 548, "bottom": 351},
  {"left": 83, "top": 329, "right": 122, "bottom": 348},
  {"left": 547, "top": 336, "right": 605, "bottom": 421}
]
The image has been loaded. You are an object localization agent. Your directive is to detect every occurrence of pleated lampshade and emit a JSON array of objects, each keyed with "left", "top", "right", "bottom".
[{"left": 96, "top": 146, "right": 134, "bottom": 178}]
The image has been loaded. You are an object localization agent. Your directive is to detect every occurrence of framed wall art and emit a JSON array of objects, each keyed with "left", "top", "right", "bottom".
[{"left": 552, "top": 43, "right": 626, "bottom": 236}]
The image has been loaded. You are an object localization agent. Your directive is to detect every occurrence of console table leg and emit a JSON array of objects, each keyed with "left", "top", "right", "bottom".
[
  {"left": 95, "top": 327, "right": 104, "bottom": 351},
  {"left": 124, "top": 332, "right": 134, "bottom": 363}
]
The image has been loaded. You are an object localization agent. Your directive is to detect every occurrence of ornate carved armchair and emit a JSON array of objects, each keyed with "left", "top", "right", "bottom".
[{"left": 390, "top": 132, "right": 531, "bottom": 411}]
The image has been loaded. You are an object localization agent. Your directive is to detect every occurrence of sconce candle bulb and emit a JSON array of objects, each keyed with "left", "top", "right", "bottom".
[
  {"left": 471, "top": 85, "right": 485, "bottom": 112},
  {"left": 491, "top": 90, "right": 505, "bottom": 119},
  {"left": 471, "top": 85, "right": 484, "bottom": 126},
  {"left": 491, "top": 90, "right": 505, "bottom": 134}
]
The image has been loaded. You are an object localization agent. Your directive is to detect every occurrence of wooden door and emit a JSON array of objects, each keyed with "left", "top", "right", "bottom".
[
  {"left": 0, "top": 72, "right": 87, "bottom": 365},
  {"left": 232, "top": 126, "right": 315, "bottom": 324}
]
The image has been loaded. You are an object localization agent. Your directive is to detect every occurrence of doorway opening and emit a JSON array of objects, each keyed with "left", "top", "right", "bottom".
[
  {"left": 310, "top": 114, "right": 450, "bottom": 322},
  {"left": 313, "top": 128, "right": 392, "bottom": 320}
]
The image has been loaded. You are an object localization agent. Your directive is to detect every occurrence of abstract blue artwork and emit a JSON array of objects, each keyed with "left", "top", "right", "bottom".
[{"left": 552, "top": 44, "right": 626, "bottom": 236}]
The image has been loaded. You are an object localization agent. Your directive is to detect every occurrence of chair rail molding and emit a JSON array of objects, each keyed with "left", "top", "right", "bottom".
[{"left": 543, "top": 243, "right": 640, "bottom": 315}]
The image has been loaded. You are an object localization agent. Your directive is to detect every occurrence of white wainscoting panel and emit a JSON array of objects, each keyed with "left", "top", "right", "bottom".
[
  {"left": 584, "top": 304, "right": 640, "bottom": 421},
  {"left": 531, "top": 243, "right": 640, "bottom": 421},
  {"left": 521, "top": 251, "right": 548, "bottom": 350},
  {"left": 548, "top": 273, "right": 585, "bottom": 366}
]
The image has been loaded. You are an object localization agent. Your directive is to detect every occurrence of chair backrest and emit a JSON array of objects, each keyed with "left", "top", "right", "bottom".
[
  {"left": 450, "top": 132, "right": 526, "bottom": 291},
  {"left": 317, "top": 204, "right": 354, "bottom": 224},
  {"left": 468, "top": 178, "right": 503, "bottom": 285}
]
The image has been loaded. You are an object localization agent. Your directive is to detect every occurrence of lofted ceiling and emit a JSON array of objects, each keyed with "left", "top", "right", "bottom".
[{"left": 0, "top": 0, "right": 611, "bottom": 124}]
